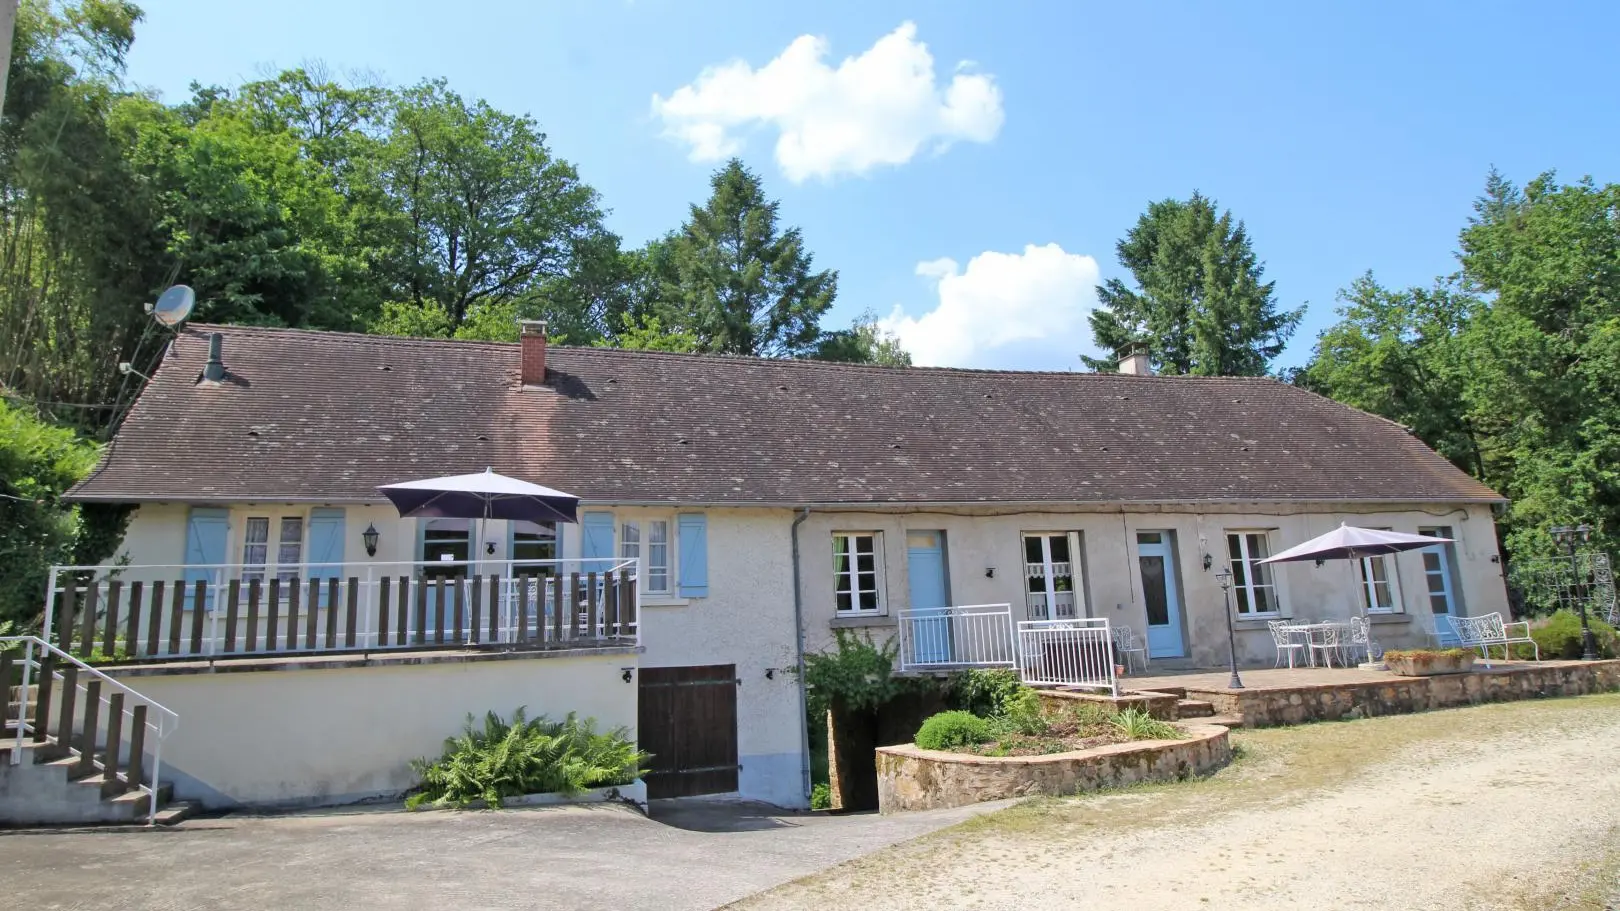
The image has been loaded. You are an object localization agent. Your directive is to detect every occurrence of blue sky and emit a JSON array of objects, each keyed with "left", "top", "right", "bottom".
[{"left": 124, "top": 1, "right": 1620, "bottom": 370}]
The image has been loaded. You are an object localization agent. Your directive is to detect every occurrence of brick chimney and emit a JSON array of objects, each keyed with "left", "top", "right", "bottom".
[{"left": 519, "top": 319, "right": 548, "bottom": 386}]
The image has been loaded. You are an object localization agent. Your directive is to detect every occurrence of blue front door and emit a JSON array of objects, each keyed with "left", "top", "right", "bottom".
[
  {"left": 1138, "top": 532, "right": 1186, "bottom": 658},
  {"left": 907, "top": 531, "right": 951, "bottom": 663}
]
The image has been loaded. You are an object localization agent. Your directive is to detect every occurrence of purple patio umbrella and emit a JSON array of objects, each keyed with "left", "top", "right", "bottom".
[
  {"left": 1259, "top": 523, "right": 1453, "bottom": 667},
  {"left": 378, "top": 469, "right": 580, "bottom": 559}
]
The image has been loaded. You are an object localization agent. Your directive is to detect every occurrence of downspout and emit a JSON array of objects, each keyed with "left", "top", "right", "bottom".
[{"left": 790, "top": 506, "right": 812, "bottom": 804}]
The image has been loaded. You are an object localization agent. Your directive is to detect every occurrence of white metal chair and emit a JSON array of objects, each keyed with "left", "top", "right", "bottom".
[
  {"left": 1344, "top": 617, "right": 1370, "bottom": 665},
  {"left": 1267, "top": 620, "right": 1307, "bottom": 668},
  {"left": 1111, "top": 625, "right": 1148, "bottom": 674},
  {"left": 1307, "top": 624, "right": 1344, "bottom": 668}
]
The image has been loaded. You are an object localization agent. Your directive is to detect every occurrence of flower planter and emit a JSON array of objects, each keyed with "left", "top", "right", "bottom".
[
  {"left": 1385, "top": 651, "right": 1476, "bottom": 676},
  {"left": 440, "top": 780, "right": 647, "bottom": 813}
]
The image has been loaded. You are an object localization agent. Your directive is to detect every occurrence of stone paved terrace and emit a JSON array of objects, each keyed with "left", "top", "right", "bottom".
[{"left": 1121, "top": 659, "right": 1620, "bottom": 726}]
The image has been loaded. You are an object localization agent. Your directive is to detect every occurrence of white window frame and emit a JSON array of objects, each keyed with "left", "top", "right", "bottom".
[
  {"left": 1417, "top": 526, "right": 1459, "bottom": 615},
  {"left": 833, "top": 532, "right": 885, "bottom": 615},
  {"left": 1022, "top": 531, "right": 1085, "bottom": 620},
  {"left": 615, "top": 511, "right": 675, "bottom": 597},
  {"left": 235, "top": 508, "right": 309, "bottom": 587},
  {"left": 1358, "top": 528, "right": 1405, "bottom": 614},
  {"left": 510, "top": 520, "right": 558, "bottom": 574},
  {"left": 1226, "top": 530, "right": 1284, "bottom": 617}
]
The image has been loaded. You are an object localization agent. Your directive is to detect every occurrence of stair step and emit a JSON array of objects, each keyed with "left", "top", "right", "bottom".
[
  {"left": 1176, "top": 698, "right": 1216, "bottom": 718},
  {"left": 1149, "top": 686, "right": 1187, "bottom": 698},
  {"left": 1204, "top": 713, "right": 1245, "bottom": 728},
  {"left": 153, "top": 800, "right": 199, "bottom": 826}
]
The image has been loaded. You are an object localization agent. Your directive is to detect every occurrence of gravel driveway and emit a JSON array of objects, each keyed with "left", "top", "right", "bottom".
[
  {"left": 0, "top": 796, "right": 1007, "bottom": 911},
  {"left": 735, "top": 693, "right": 1620, "bottom": 911}
]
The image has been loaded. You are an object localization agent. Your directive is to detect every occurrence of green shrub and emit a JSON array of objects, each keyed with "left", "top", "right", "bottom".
[
  {"left": 1109, "top": 708, "right": 1181, "bottom": 741},
  {"left": 950, "top": 668, "right": 1027, "bottom": 717},
  {"left": 914, "top": 710, "right": 993, "bottom": 750},
  {"left": 1513, "top": 610, "right": 1619, "bottom": 660},
  {"left": 804, "top": 630, "right": 933, "bottom": 715},
  {"left": 407, "top": 708, "right": 650, "bottom": 810},
  {"left": 810, "top": 783, "right": 832, "bottom": 810}
]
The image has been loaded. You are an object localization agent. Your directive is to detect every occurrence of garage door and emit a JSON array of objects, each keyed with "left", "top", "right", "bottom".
[{"left": 638, "top": 665, "right": 739, "bottom": 799}]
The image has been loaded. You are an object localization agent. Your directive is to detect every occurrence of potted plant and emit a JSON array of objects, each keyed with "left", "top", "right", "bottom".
[{"left": 1383, "top": 648, "right": 1476, "bottom": 676}]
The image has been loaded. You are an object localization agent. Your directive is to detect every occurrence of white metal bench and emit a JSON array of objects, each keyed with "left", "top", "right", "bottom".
[{"left": 1449, "top": 613, "right": 1539, "bottom": 665}]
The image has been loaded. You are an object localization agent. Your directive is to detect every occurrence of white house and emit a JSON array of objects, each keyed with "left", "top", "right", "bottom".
[{"left": 57, "top": 321, "right": 1507, "bottom": 811}]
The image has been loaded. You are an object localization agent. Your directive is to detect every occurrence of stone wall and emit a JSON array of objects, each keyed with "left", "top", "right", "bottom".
[
  {"left": 1037, "top": 688, "right": 1181, "bottom": 720},
  {"left": 1187, "top": 660, "right": 1620, "bottom": 728},
  {"left": 827, "top": 688, "right": 949, "bottom": 811},
  {"left": 875, "top": 723, "right": 1231, "bottom": 813}
]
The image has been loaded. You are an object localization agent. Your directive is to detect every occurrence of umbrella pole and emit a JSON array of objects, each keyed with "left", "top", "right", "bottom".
[{"left": 1351, "top": 551, "right": 1385, "bottom": 671}]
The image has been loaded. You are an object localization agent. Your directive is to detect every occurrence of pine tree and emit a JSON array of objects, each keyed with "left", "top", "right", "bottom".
[{"left": 1084, "top": 194, "right": 1302, "bottom": 375}]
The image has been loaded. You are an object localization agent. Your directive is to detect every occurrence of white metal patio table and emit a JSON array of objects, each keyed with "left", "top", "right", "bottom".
[{"left": 1279, "top": 621, "right": 1353, "bottom": 667}]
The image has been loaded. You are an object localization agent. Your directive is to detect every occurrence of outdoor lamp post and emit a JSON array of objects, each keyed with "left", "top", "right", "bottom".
[
  {"left": 1215, "top": 569, "right": 1244, "bottom": 689},
  {"left": 1551, "top": 524, "right": 1598, "bottom": 661}
]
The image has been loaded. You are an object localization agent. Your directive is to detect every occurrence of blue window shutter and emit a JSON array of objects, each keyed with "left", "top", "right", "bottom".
[
  {"left": 182, "top": 507, "right": 229, "bottom": 611},
  {"left": 308, "top": 508, "right": 346, "bottom": 607},
  {"left": 677, "top": 513, "right": 708, "bottom": 598},
  {"left": 582, "top": 511, "right": 615, "bottom": 564}
]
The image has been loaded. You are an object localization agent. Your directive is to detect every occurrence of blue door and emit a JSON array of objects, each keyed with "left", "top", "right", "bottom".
[
  {"left": 907, "top": 531, "right": 951, "bottom": 664},
  {"left": 1138, "top": 532, "right": 1186, "bottom": 658}
]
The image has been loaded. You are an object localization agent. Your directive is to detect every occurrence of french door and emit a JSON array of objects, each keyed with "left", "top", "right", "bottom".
[{"left": 1024, "top": 532, "right": 1083, "bottom": 619}]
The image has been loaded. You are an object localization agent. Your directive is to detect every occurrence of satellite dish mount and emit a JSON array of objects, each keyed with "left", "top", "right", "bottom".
[{"left": 147, "top": 285, "right": 196, "bottom": 328}]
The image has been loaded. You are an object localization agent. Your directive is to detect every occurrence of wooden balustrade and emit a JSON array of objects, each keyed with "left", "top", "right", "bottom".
[{"left": 43, "top": 571, "right": 640, "bottom": 663}]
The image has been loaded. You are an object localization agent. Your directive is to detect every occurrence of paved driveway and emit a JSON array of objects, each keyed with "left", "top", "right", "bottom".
[{"left": 2, "top": 798, "right": 1006, "bottom": 910}]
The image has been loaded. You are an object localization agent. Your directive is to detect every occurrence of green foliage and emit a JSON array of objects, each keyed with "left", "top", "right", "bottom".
[
  {"left": 914, "top": 710, "right": 993, "bottom": 751},
  {"left": 950, "top": 668, "right": 1030, "bottom": 717},
  {"left": 811, "top": 310, "right": 911, "bottom": 366},
  {"left": 0, "top": 399, "right": 101, "bottom": 625},
  {"left": 1512, "top": 610, "right": 1620, "bottom": 660},
  {"left": 810, "top": 782, "right": 832, "bottom": 810},
  {"left": 1108, "top": 708, "right": 1182, "bottom": 741},
  {"left": 1085, "top": 193, "right": 1304, "bottom": 376},
  {"left": 803, "top": 629, "right": 930, "bottom": 715},
  {"left": 638, "top": 159, "right": 837, "bottom": 358},
  {"left": 407, "top": 707, "right": 649, "bottom": 810}
]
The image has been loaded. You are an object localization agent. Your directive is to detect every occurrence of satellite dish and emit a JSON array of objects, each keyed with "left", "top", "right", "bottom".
[{"left": 150, "top": 285, "right": 195, "bottom": 327}]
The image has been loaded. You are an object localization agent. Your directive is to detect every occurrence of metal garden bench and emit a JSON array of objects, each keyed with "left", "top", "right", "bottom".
[{"left": 1449, "top": 612, "right": 1539, "bottom": 665}]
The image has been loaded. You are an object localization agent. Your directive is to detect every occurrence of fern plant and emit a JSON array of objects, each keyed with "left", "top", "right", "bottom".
[{"left": 407, "top": 708, "right": 650, "bottom": 810}]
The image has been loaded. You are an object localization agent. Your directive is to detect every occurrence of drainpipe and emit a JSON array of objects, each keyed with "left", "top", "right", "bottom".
[{"left": 790, "top": 506, "right": 812, "bottom": 804}]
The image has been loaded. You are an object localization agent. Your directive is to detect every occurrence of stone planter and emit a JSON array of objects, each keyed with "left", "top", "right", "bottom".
[
  {"left": 875, "top": 723, "right": 1231, "bottom": 813},
  {"left": 1385, "top": 652, "right": 1476, "bottom": 676}
]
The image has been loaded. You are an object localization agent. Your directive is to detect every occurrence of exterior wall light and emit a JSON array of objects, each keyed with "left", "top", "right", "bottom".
[
  {"left": 362, "top": 523, "right": 380, "bottom": 557},
  {"left": 1202, "top": 553, "right": 1213, "bottom": 571},
  {"left": 621, "top": 668, "right": 634, "bottom": 683}
]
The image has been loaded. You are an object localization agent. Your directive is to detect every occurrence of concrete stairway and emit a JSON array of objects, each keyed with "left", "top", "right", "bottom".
[{"left": 2, "top": 692, "right": 194, "bottom": 827}]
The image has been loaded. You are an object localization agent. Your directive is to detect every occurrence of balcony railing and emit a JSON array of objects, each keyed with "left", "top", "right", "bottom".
[
  {"left": 1025, "top": 590, "right": 1078, "bottom": 619},
  {"left": 896, "top": 604, "right": 1018, "bottom": 671},
  {"left": 40, "top": 559, "right": 639, "bottom": 664},
  {"left": 1016, "top": 618, "right": 1119, "bottom": 695}
]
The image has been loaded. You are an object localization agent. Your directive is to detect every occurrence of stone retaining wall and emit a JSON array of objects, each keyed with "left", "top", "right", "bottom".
[
  {"left": 1188, "top": 660, "right": 1620, "bottom": 727},
  {"left": 875, "top": 723, "right": 1231, "bottom": 813},
  {"left": 1036, "top": 688, "right": 1181, "bottom": 720}
]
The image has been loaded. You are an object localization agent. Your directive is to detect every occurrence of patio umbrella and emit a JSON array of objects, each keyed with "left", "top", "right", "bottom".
[
  {"left": 1259, "top": 524, "right": 1452, "bottom": 668},
  {"left": 379, "top": 468, "right": 580, "bottom": 558}
]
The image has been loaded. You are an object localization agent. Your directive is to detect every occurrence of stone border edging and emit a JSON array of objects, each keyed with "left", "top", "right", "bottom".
[{"left": 875, "top": 722, "right": 1231, "bottom": 813}]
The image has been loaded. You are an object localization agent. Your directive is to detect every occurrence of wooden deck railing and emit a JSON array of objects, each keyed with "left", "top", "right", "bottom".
[{"left": 41, "top": 562, "right": 639, "bottom": 664}]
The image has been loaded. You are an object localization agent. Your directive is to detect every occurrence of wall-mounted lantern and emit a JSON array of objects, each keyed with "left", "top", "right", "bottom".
[
  {"left": 362, "top": 523, "right": 380, "bottom": 557},
  {"left": 1202, "top": 552, "right": 1213, "bottom": 571}
]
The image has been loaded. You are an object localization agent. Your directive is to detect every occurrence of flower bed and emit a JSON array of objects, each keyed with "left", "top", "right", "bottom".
[{"left": 1384, "top": 648, "right": 1476, "bottom": 676}]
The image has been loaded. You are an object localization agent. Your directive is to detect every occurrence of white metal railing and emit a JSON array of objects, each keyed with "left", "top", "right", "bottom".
[
  {"left": 3, "top": 636, "right": 178, "bottom": 824},
  {"left": 1025, "top": 590, "right": 1078, "bottom": 620},
  {"left": 40, "top": 558, "right": 640, "bottom": 663},
  {"left": 896, "top": 604, "right": 1017, "bottom": 671},
  {"left": 1016, "top": 618, "right": 1119, "bottom": 696}
]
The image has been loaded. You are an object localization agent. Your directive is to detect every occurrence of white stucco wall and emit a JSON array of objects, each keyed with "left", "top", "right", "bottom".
[
  {"left": 117, "top": 653, "right": 637, "bottom": 809},
  {"left": 795, "top": 502, "right": 1509, "bottom": 666}
]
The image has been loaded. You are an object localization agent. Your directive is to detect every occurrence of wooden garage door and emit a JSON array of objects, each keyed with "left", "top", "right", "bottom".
[{"left": 638, "top": 665, "right": 739, "bottom": 799}]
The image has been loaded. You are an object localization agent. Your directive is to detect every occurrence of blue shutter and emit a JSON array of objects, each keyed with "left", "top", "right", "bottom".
[
  {"left": 581, "top": 511, "right": 615, "bottom": 564},
  {"left": 182, "top": 507, "right": 229, "bottom": 611},
  {"left": 307, "top": 507, "right": 346, "bottom": 607},
  {"left": 677, "top": 513, "right": 708, "bottom": 598}
]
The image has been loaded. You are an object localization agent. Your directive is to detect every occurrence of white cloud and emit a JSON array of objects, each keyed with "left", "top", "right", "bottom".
[
  {"left": 652, "top": 22, "right": 1003, "bottom": 182},
  {"left": 879, "top": 244, "right": 1103, "bottom": 369}
]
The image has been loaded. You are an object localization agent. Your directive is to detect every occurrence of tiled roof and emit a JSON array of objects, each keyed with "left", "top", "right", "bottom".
[{"left": 68, "top": 324, "right": 1503, "bottom": 505}]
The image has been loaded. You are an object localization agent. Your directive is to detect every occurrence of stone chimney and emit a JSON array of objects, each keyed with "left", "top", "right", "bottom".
[
  {"left": 1117, "top": 350, "right": 1153, "bottom": 376},
  {"left": 519, "top": 319, "right": 548, "bottom": 386}
]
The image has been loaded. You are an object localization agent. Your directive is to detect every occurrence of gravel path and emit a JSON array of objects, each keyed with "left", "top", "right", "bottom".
[{"left": 735, "top": 694, "right": 1620, "bottom": 911}]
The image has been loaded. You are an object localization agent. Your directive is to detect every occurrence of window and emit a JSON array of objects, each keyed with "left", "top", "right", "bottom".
[
  {"left": 1354, "top": 527, "right": 1404, "bottom": 613},
  {"left": 242, "top": 517, "right": 271, "bottom": 585},
  {"left": 422, "top": 519, "right": 470, "bottom": 579},
  {"left": 511, "top": 520, "right": 557, "bottom": 575},
  {"left": 1024, "top": 533, "right": 1082, "bottom": 619},
  {"left": 1418, "top": 526, "right": 1459, "bottom": 615},
  {"left": 275, "top": 517, "right": 304, "bottom": 584},
  {"left": 1227, "top": 532, "right": 1281, "bottom": 615},
  {"left": 833, "top": 533, "right": 882, "bottom": 614},
  {"left": 620, "top": 518, "right": 672, "bottom": 594}
]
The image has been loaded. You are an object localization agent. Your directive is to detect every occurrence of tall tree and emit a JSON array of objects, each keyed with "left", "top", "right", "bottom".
[
  {"left": 1085, "top": 193, "right": 1302, "bottom": 375},
  {"left": 653, "top": 159, "right": 837, "bottom": 358},
  {"left": 811, "top": 310, "right": 912, "bottom": 366}
]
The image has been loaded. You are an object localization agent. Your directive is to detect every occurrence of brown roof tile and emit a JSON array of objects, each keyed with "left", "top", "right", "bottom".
[{"left": 67, "top": 324, "right": 1503, "bottom": 505}]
